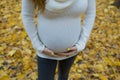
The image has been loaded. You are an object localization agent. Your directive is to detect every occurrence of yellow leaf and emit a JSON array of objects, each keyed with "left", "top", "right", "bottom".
[
  {"left": 0, "top": 75, "right": 11, "bottom": 80},
  {"left": 94, "top": 64, "right": 105, "bottom": 72},
  {"left": 7, "top": 49, "right": 16, "bottom": 56}
]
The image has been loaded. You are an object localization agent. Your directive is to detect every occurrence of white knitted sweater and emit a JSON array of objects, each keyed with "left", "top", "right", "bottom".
[{"left": 21, "top": 0, "right": 96, "bottom": 60}]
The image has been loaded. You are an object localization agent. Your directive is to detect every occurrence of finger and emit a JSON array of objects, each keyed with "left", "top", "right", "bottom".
[
  {"left": 50, "top": 54, "right": 60, "bottom": 57},
  {"left": 56, "top": 50, "right": 76, "bottom": 56},
  {"left": 70, "top": 46, "right": 77, "bottom": 50},
  {"left": 58, "top": 51, "right": 76, "bottom": 57},
  {"left": 67, "top": 46, "right": 77, "bottom": 51},
  {"left": 55, "top": 52, "right": 70, "bottom": 56},
  {"left": 65, "top": 51, "right": 77, "bottom": 55},
  {"left": 43, "top": 49, "right": 54, "bottom": 56},
  {"left": 41, "top": 48, "right": 60, "bottom": 57},
  {"left": 44, "top": 51, "right": 61, "bottom": 57},
  {"left": 46, "top": 50, "right": 63, "bottom": 57},
  {"left": 54, "top": 52, "right": 67, "bottom": 56},
  {"left": 49, "top": 52, "right": 61, "bottom": 57},
  {"left": 50, "top": 52, "right": 61, "bottom": 57}
]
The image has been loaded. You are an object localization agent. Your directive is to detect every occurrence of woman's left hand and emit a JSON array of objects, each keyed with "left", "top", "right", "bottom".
[{"left": 54, "top": 45, "right": 77, "bottom": 57}]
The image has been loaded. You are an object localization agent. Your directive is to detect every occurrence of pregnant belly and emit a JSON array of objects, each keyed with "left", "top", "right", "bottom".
[{"left": 37, "top": 26, "right": 81, "bottom": 53}]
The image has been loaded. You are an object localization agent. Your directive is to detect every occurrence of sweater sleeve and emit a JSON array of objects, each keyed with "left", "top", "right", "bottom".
[
  {"left": 21, "top": 0, "right": 45, "bottom": 53},
  {"left": 74, "top": 0, "right": 96, "bottom": 53}
]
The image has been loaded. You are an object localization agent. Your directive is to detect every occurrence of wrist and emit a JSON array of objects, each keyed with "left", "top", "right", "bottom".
[
  {"left": 37, "top": 45, "right": 46, "bottom": 53},
  {"left": 74, "top": 43, "right": 85, "bottom": 53}
]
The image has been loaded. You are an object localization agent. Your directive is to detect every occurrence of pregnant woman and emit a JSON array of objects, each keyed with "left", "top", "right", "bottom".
[{"left": 21, "top": 0, "right": 96, "bottom": 80}]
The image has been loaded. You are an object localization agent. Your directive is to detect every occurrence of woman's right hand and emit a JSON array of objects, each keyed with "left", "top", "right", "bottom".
[{"left": 42, "top": 47, "right": 62, "bottom": 57}]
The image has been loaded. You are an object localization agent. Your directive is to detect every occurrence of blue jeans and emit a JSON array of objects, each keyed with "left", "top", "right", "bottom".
[{"left": 37, "top": 55, "right": 77, "bottom": 80}]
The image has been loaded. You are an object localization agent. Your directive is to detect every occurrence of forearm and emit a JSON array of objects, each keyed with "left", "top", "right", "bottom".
[
  {"left": 21, "top": 0, "right": 45, "bottom": 52},
  {"left": 75, "top": 0, "right": 96, "bottom": 53}
]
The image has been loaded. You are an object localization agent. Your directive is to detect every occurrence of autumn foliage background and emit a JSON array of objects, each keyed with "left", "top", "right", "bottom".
[{"left": 0, "top": 0, "right": 120, "bottom": 80}]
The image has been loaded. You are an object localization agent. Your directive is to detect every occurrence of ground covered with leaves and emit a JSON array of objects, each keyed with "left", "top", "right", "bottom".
[{"left": 0, "top": 0, "right": 120, "bottom": 80}]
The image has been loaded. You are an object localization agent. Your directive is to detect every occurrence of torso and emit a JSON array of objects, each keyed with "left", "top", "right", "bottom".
[{"left": 37, "top": 0, "right": 88, "bottom": 53}]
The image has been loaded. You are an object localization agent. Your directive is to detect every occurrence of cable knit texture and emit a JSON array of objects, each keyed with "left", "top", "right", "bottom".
[
  {"left": 46, "top": 0, "right": 77, "bottom": 13},
  {"left": 21, "top": 0, "right": 96, "bottom": 60}
]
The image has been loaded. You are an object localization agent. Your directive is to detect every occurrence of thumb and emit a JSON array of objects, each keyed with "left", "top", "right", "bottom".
[
  {"left": 67, "top": 46, "right": 76, "bottom": 51},
  {"left": 46, "top": 48, "right": 54, "bottom": 53}
]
